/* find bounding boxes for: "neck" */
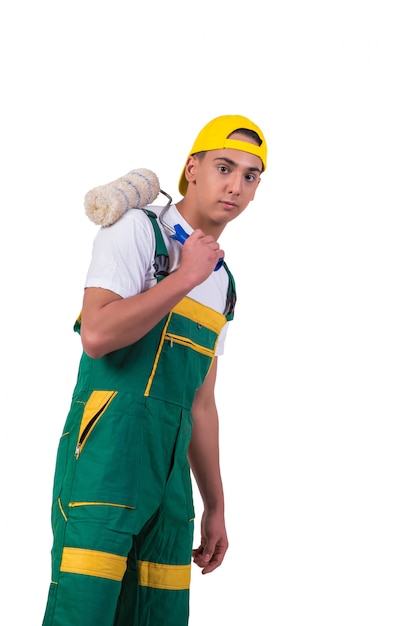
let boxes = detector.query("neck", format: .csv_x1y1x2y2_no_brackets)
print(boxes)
175,198,225,240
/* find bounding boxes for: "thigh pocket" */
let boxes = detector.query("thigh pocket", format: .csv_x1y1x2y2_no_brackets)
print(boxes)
69,390,141,508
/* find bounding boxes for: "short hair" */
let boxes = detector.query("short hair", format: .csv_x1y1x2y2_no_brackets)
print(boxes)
230,128,263,146
192,127,263,161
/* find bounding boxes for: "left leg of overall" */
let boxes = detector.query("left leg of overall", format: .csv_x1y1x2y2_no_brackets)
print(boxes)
113,539,141,626
136,484,195,626
114,407,196,626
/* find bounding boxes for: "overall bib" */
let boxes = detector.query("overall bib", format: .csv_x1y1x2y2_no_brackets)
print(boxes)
43,210,236,626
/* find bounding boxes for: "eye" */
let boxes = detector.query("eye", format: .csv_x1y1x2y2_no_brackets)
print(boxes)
245,173,257,182
218,165,229,173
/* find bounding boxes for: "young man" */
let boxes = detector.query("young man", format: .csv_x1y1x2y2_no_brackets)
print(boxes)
42,114,267,626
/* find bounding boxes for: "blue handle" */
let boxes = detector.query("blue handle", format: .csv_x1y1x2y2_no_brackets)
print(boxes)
170,223,189,244
170,224,223,271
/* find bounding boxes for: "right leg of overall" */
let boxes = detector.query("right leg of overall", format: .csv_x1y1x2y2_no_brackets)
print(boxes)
42,485,141,626
42,391,186,626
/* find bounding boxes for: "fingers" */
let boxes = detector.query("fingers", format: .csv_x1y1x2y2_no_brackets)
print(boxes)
180,229,225,282
192,539,228,574
188,229,224,257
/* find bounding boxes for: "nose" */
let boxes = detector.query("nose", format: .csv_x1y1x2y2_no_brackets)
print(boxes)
226,172,242,195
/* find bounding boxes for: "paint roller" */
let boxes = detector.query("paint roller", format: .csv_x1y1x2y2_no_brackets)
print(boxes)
84,168,161,227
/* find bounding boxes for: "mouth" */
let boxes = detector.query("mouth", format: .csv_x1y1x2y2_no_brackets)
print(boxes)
220,200,238,210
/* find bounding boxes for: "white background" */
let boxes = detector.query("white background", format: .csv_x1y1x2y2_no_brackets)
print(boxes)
1,1,417,624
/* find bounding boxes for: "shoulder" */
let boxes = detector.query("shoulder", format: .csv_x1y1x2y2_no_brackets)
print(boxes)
110,206,156,231
86,207,161,297
93,207,156,248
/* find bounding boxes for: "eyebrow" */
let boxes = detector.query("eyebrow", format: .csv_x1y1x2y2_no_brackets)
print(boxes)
213,156,262,174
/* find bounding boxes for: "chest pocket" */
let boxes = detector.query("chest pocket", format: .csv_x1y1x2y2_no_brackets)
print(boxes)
144,298,226,409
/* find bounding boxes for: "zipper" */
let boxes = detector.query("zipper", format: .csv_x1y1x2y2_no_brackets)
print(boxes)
164,333,215,358
68,501,135,510
75,390,117,459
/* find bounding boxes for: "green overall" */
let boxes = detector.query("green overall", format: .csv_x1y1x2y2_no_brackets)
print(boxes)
43,210,236,626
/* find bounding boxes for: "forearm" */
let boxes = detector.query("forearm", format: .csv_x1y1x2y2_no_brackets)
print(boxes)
189,359,229,573
188,413,224,512
81,270,194,358
188,363,225,513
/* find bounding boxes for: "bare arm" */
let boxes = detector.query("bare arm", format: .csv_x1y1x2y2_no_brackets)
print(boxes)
81,229,224,358
188,358,229,574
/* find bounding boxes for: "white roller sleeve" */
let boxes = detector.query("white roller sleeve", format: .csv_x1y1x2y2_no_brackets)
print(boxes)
84,168,161,226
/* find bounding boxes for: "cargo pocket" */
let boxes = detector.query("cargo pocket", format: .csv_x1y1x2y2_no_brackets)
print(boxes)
69,390,143,509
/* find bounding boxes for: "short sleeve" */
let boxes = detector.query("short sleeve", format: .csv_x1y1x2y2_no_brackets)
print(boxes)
84,209,156,298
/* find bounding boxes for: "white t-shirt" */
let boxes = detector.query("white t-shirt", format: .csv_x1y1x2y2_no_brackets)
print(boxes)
84,204,231,355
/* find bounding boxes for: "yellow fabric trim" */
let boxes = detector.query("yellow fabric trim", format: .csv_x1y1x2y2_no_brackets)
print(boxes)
138,560,191,590
172,297,226,334
58,498,68,522
78,390,117,436
144,314,171,396
60,547,126,582
76,390,117,456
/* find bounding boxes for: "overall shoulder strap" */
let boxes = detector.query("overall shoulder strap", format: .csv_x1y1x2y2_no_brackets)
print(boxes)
74,210,171,335
222,262,237,321
140,209,237,320
140,209,170,282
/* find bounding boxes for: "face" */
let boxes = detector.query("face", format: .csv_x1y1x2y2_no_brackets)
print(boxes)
183,132,263,233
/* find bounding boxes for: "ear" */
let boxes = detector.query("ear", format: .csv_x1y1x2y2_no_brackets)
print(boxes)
184,155,199,184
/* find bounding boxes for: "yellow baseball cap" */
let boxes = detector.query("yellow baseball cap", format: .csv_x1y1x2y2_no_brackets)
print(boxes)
178,114,267,196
